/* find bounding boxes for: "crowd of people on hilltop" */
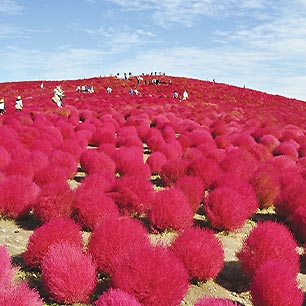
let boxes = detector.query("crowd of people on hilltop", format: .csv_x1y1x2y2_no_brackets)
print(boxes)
76,84,94,93
0,74,190,115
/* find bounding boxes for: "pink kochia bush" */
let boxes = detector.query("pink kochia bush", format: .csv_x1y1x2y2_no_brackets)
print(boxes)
171,227,224,280
174,175,204,212
187,157,222,190
24,216,83,268
88,217,151,275
33,182,75,222
41,242,97,304
94,288,142,306
0,245,14,289
160,158,189,186
194,297,238,306
237,221,299,277
250,261,303,306
110,175,155,215
111,246,189,306
0,282,43,306
146,151,167,174
75,186,119,230
0,175,40,219
149,187,194,231
250,163,280,208
204,186,256,231
80,149,116,175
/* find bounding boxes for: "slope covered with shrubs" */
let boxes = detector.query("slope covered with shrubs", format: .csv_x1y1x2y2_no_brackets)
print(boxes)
0,74,306,305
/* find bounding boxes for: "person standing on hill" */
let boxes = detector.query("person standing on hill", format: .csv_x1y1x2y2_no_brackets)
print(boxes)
52,86,64,107
15,96,23,111
182,90,189,100
0,98,5,115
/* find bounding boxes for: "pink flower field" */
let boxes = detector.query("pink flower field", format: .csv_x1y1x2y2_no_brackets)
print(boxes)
1,74,306,305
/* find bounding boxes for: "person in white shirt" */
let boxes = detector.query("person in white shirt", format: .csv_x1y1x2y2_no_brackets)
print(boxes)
182,90,189,100
0,98,5,115
15,96,23,111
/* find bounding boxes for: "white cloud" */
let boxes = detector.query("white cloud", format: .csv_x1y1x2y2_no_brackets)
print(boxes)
0,0,23,14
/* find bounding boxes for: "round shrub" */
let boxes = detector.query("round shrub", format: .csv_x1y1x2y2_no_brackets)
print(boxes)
48,150,78,179
250,261,303,306
4,159,34,179
275,175,306,221
94,288,142,306
33,182,75,223
194,297,239,306
237,221,299,277
273,141,299,161
290,205,306,242
220,148,258,181
250,164,280,208
204,186,256,231
0,146,11,170
41,242,97,304
0,282,43,306
80,149,116,175
111,246,189,306
28,150,49,176
33,164,67,186
88,217,150,275
160,158,189,186
174,175,204,212
75,187,119,230
23,216,83,268
92,128,116,146
0,175,40,219
171,227,224,280
146,151,167,174
187,157,222,190
149,187,194,231
113,146,151,179
111,175,154,215
78,171,116,193
259,134,280,152
0,245,14,289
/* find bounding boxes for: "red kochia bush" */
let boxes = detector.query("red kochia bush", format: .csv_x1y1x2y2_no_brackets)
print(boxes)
49,150,78,179
160,158,189,186
250,261,303,306
111,246,189,306
78,171,116,193
250,164,280,208
41,242,97,304
0,245,14,289
113,146,151,179
0,146,11,170
33,164,67,186
187,157,222,190
149,187,194,231
237,221,299,277
290,205,306,242
171,227,224,280
111,175,154,215
220,148,258,181
174,175,204,212
0,282,43,306
24,216,83,268
80,149,116,175
146,151,167,174
273,141,299,161
88,217,150,275
75,187,119,230
194,297,238,306
0,175,40,219
94,289,142,306
33,182,75,223
4,158,34,179
204,187,256,231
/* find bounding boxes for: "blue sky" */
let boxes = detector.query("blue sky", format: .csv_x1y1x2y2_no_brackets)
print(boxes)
1,0,306,101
